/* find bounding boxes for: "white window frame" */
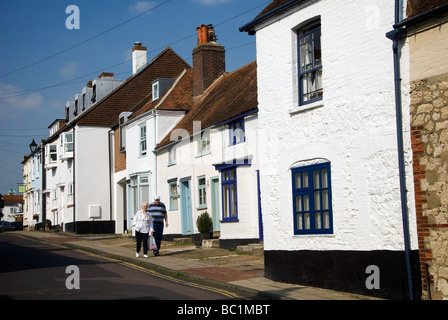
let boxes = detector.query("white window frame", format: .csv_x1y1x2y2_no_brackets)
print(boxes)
48,144,57,163
197,175,207,209
139,124,147,157
152,81,159,101
168,147,177,166
197,130,210,157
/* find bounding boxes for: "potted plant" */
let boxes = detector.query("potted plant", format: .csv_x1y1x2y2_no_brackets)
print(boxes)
196,212,213,243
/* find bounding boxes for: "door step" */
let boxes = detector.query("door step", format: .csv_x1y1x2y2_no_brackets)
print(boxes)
236,243,264,256
202,239,220,248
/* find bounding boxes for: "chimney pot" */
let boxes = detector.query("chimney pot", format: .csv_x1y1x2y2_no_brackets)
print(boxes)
98,72,114,79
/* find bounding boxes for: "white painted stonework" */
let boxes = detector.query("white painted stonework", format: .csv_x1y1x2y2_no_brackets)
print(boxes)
254,0,418,252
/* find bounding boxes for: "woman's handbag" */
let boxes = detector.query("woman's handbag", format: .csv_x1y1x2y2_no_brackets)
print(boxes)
149,235,157,251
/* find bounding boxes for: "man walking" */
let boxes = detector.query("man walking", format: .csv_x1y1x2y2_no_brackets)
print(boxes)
148,195,168,256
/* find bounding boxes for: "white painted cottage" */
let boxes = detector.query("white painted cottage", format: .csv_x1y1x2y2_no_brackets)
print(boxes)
153,25,260,248
241,0,421,299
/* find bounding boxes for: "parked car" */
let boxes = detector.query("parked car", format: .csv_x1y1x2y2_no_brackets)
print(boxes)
11,221,23,231
0,221,12,231
0,224,3,232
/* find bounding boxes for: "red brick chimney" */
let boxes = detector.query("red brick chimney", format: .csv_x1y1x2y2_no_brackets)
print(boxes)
193,24,225,97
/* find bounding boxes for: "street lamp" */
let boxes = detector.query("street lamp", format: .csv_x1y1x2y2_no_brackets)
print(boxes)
29,139,37,153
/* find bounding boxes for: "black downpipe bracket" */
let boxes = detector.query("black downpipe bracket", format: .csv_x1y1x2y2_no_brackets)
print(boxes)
386,1,415,300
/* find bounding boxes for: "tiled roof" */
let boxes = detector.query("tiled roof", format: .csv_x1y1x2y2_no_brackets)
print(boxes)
76,47,191,127
407,0,448,17
156,60,258,149
256,0,294,18
4,195,23,205
131,68,194,119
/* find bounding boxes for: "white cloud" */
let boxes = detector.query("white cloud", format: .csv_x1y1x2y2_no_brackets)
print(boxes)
128,1,156,15
0,83,44,118
193,0,232,5
60,61,78,78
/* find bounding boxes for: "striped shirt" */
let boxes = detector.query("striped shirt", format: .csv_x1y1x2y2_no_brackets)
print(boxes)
148,202,167,223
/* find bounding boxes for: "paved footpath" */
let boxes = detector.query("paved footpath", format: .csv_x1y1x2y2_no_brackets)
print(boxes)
15,230,381,300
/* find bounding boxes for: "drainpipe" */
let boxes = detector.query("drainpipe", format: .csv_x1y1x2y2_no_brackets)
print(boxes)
153,110,158,196
108,129,113,232
386,0,414,300
73,126,76,234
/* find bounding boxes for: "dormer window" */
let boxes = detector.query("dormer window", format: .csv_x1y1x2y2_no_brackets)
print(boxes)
152,81,159,101
74,100,78,116
91,84,97,103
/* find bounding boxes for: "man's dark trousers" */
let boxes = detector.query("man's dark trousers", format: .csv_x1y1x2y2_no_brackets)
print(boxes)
152,221,163,255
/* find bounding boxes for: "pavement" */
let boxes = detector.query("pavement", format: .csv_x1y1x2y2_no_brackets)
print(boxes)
15,230,381,300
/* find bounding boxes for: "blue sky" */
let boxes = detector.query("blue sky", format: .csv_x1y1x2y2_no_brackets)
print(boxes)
0,0,269,194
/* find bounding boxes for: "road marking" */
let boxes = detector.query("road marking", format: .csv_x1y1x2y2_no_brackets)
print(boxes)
9,233,244,299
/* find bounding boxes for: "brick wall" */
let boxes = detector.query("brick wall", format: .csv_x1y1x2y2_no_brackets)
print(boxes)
114,127,126,173
410,73,448,299
193,43,225,97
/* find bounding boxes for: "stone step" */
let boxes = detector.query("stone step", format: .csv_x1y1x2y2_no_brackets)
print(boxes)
202,239,220,248
173,237,193,245
236,243,264,256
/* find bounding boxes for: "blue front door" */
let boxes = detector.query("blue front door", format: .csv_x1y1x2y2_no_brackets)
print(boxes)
180,179,193,235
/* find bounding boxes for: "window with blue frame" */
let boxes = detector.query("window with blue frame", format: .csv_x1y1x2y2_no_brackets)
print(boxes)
229,119,245,145
221,168,238,222
298,20,323,105
292,162,333,235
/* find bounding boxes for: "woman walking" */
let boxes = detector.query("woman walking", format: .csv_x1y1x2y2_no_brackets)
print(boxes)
132,202,154,258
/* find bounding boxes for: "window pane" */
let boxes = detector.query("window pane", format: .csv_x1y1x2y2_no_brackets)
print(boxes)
172,196,178,209
323,211,330,229
295,173,301,189
304,212,310,229
223,185,229,218
313,170,320,188
314,191,320,210
315,212,322,229
321,168,328,188
322,190,329,210
303,194,309,211
296,214,303,230
230,184,237,217
140,185,149,204
295,195,302,212
140,176,148,184
302,172,309,188
313,28,322,64
229,169,236,180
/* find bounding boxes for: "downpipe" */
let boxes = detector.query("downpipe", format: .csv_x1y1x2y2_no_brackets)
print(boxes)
386,1,415,300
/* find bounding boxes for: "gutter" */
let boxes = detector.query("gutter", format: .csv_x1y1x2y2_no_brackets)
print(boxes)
385,0,414,300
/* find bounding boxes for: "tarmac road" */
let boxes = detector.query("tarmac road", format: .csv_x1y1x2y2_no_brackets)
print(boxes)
0,233,246,300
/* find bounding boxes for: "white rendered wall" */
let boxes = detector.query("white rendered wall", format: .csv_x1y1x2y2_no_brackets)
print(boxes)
75,126,111,222
156,114,260,240
254,0,417,252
